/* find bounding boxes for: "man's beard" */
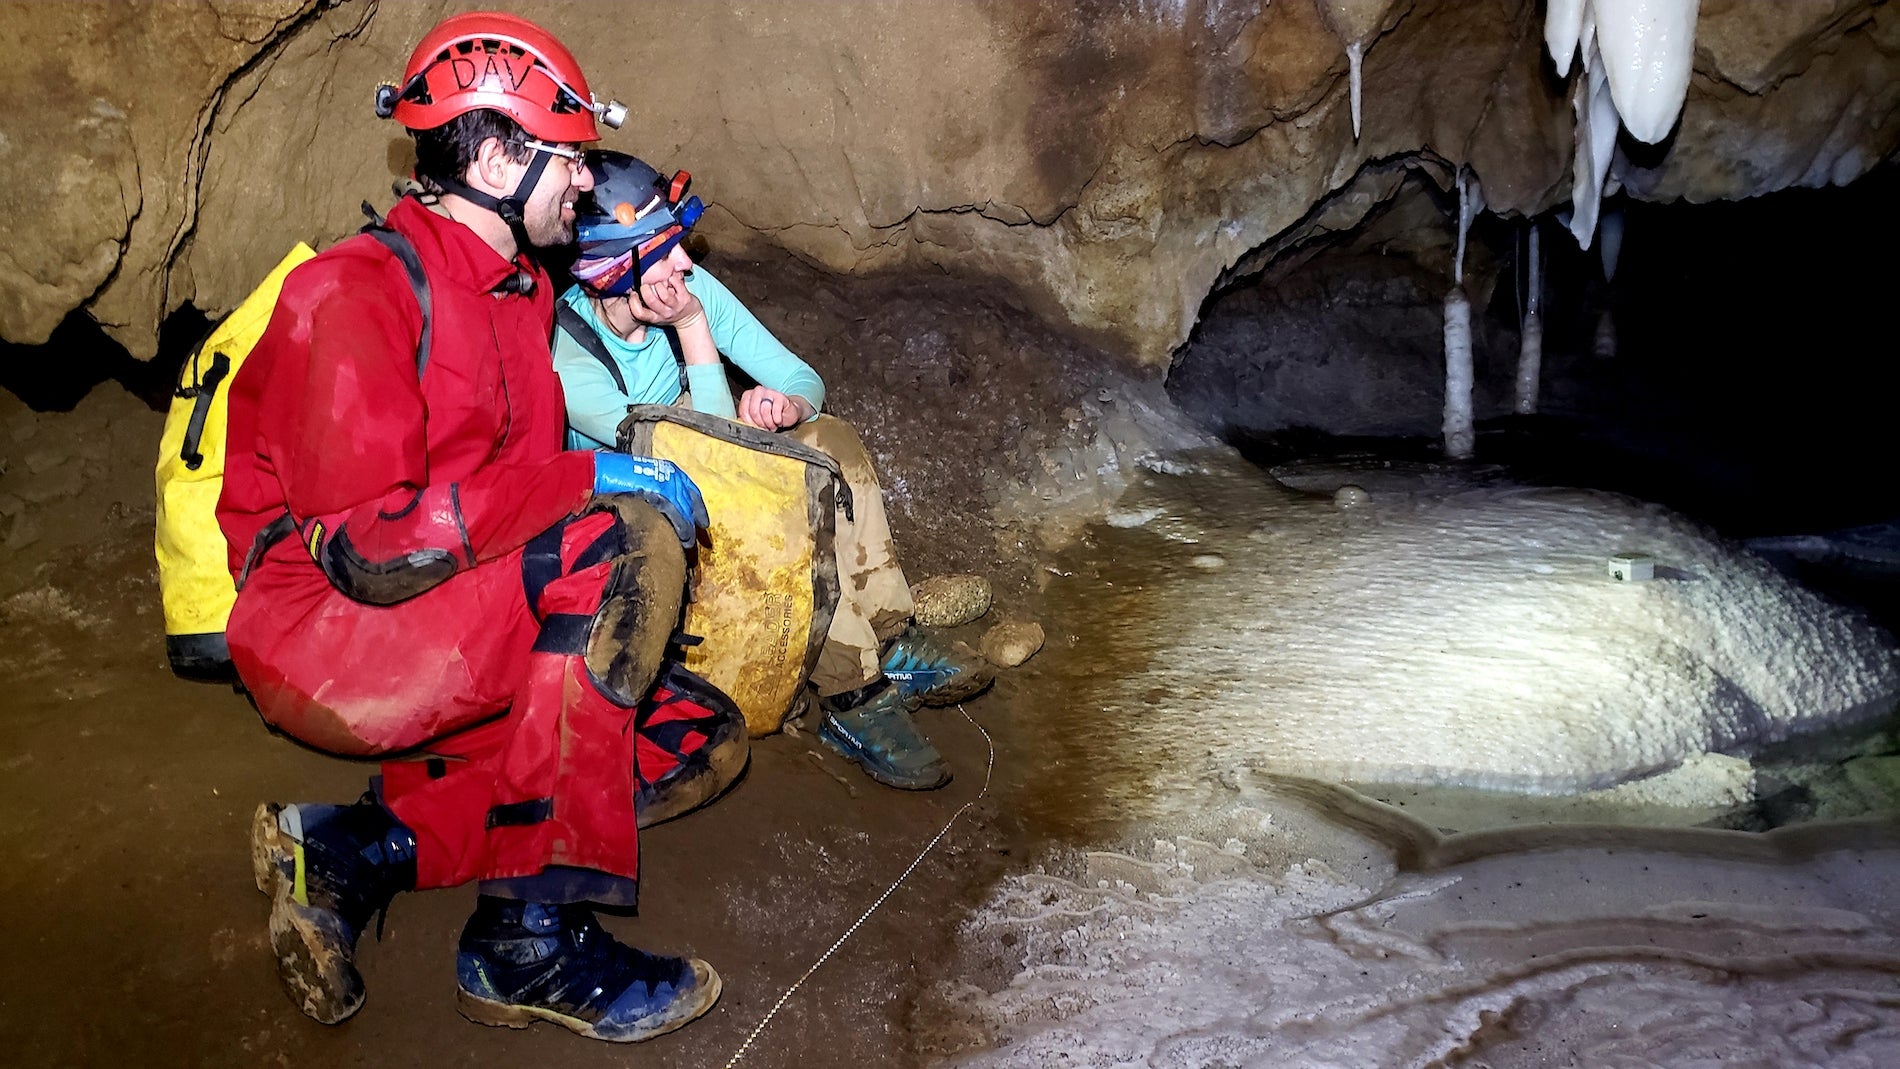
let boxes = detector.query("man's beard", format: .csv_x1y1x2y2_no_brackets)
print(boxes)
524,208,574,250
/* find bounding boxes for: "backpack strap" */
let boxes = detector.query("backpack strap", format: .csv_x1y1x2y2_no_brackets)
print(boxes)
555,302,628,395
177,351,231,471
659,326,690,396
359,202,433,380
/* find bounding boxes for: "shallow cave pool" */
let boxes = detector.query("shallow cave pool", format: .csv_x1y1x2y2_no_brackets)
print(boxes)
923,450,1900,1067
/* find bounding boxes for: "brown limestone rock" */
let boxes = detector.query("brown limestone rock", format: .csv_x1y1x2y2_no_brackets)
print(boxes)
911,574,992,628
0,0,319,353
980,619,1045,669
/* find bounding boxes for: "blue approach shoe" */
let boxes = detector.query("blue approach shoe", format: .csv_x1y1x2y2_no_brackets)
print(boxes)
817,678,952,790
881,626,994,705
250,796,417,1024
456,898,721,1043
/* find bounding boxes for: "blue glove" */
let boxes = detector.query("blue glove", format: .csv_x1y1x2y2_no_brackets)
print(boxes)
592,453,709,547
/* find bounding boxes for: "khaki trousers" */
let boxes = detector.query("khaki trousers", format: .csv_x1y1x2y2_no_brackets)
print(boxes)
787,416,914,696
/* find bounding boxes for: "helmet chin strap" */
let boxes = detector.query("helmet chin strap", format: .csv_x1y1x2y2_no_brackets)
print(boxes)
429,148,557,251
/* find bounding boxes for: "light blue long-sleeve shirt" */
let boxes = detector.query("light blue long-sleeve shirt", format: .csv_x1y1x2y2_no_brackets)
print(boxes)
553,268,825,451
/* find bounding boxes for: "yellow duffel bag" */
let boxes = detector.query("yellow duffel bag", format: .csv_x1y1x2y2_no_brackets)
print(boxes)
619,405,851,737
154,243,317,679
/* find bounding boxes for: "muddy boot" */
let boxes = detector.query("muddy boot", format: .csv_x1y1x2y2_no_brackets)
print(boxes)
880,626,994,706
250,795,417,1024
456,897,721,1043
817,678,951,790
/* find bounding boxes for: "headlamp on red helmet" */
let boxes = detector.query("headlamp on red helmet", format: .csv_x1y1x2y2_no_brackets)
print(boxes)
375,12,623,142
379,13,624,242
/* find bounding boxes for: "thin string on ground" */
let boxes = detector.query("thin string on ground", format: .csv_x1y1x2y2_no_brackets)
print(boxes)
720,703,996,1069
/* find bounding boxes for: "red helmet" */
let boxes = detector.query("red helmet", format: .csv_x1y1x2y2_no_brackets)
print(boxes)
377,11,608,143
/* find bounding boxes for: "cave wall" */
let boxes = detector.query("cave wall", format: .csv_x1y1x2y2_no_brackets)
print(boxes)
0,0,1894,364
0,1,321,356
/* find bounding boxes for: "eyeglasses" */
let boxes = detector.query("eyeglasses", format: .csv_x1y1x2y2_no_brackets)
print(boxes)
517,139,586,171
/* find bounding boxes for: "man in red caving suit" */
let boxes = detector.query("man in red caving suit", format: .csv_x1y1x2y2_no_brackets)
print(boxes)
218,11,729,1043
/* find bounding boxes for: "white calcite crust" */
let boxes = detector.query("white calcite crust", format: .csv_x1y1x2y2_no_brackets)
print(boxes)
1061,460,1900,796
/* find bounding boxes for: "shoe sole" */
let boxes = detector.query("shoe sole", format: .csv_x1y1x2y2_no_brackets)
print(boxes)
913,667,995,707
817,721,952,791
250,803,366,1025
456,959,723,1042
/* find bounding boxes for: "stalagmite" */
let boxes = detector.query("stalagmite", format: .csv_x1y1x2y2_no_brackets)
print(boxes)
1320,1,1396,141
1444,292,1475,457
1444,171,1483,459
1514,222,1544,415
1594,309,1618,359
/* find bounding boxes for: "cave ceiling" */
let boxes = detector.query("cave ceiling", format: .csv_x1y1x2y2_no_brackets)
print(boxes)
0,0,1893,365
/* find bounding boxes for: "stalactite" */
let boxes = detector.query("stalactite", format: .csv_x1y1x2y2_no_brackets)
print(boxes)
1545,0,1587,79
1453,170,1485,286
1320,1,1396,141
1567,52,1619,249
1579,3,1598,71
1515,222,1544,416
1599,205,1625,282
1546,0,1699,142
1595,206,1623,360
1347,40,1364,140
1547,0,1699,247
1594,0,1700,144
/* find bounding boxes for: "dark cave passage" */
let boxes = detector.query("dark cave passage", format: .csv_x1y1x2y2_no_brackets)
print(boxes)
0,306,214,415
1168,163,1900,545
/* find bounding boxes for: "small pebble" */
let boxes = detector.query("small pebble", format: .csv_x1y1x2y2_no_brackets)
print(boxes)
1333,484,1371,509
981,620,1045,667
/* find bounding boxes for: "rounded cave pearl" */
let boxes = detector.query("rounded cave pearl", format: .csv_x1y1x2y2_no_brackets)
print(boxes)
1334,485,1372,509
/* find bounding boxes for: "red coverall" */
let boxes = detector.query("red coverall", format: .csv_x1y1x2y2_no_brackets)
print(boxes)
219,197,675,895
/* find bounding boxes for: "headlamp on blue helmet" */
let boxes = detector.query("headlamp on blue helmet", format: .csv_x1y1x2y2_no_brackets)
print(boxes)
573,151,705,297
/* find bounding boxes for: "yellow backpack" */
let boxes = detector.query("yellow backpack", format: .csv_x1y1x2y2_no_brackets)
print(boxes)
618,405,850,736
155,244,314,679
155,219,431,680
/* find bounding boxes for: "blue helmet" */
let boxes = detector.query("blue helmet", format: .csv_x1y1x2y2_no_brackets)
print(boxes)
572,151,704,296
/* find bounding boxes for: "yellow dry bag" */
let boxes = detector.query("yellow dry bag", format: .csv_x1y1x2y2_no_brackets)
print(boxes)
619,405,851,737
155,243,316,679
